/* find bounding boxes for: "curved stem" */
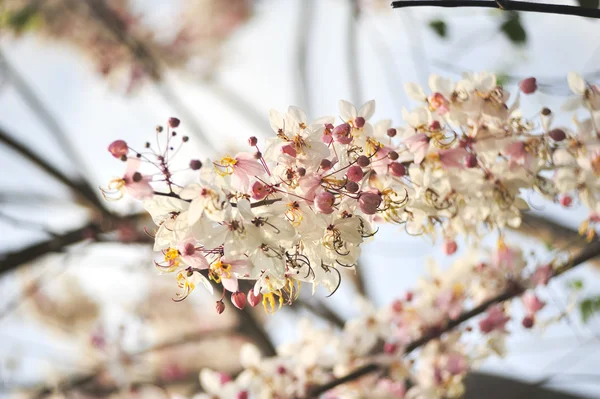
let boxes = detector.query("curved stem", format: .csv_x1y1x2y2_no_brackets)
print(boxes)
391,1,600,19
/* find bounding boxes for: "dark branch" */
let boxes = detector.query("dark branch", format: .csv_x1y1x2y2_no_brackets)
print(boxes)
391,1,600,19
306,240,600,397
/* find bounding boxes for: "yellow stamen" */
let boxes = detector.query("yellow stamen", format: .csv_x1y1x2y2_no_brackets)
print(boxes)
214,155,238,176
285,202,303,227
209,260,232,284
164,248,180,267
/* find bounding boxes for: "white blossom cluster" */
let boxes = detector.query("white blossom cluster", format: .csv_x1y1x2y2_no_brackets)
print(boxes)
104,71,600,316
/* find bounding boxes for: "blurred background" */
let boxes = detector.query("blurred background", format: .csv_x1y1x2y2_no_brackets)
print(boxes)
1,0,600,398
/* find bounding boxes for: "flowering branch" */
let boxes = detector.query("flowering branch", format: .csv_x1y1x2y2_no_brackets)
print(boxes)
391,0,600,19
305,240,600,397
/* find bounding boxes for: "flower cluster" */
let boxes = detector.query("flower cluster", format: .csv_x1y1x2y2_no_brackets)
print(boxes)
190,242,558,399
104,72,600,313
2,0,251,91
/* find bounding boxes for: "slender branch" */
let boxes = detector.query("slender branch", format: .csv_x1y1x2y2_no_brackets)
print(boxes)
296,299,345,329
391,1,600,19
296,0,314,115
0,125,107,214
152,190,282,208
348,0,362,106
306,240,600,397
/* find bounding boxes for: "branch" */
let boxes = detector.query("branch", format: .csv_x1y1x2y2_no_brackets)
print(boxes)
0,125,107,214
306,240,600,397
391,1,600,19
347,0,362,106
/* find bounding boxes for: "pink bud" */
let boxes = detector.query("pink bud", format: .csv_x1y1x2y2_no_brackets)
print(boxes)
215,300,225,314
108,140,128,159
320,159,332,170
405,291,413,302
236,391,249,399
383,342,397,354
231,291,247,310
345,181,359,193
443,240,458,255
281,144,297,158
465,154,478,168
354,117,366,128
314,191,335,214
392,300,403,312
560,195,572,207
277,365,287,375
388,151,399,161
387,128,397,137
519,77,537,94
358,192,382,215
168,117,181,128
389,162,406,177
347,165,364,182
430,121,441,131
251,181,268,200
219,372,232,385
522,315,535,329
549,128,566,142
248,290,262,307
248,136,258,146
356,155,370,167
189,159,202,170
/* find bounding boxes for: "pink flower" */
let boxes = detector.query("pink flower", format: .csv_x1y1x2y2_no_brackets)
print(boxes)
231,152,265,192
123,158,153,200
428,92,450,114
438,148,467,169
108,140,128,158
479,305,510,334
217,257,249,293
404,133,430,164
281,144,297,158
445,353,469,375
298,173,323,201
358,192,382,215
251,181,268,200
332,123,352,144
521,291,545,316
314,191,335,214
177,238,209,270
504,141,534,169
442,239,458,255
532,264,552,286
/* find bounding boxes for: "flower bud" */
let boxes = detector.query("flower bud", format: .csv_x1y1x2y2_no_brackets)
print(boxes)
236,391,249,399
215,300,225,314
392,300,403,313
384,342,398,354
297,167,306,177
314,191,335,214
108,140,128,159
168,117,180,128
320,159,332,170
277,365,287,375
346,165,364,182
345,181,359,193
388,151,399,161
430,121,441,131
549,128,566,142
132,172,143,182
522,315,535,329
248,136,258,146
356,155,370,167
465,154,478,168
389,162,406,177
156,125,163,133
254,151,262,159
387,128,397,137
358,192,382,215
405,291,413,302
443,239,457,255
560,195,572,207
231,291,247,310
354,117,366,128
325,123,334,131
519,77,537,94
182,136,189,142
189,159,202,170
281,144,297,158
541,107,552,116
248,290,262,307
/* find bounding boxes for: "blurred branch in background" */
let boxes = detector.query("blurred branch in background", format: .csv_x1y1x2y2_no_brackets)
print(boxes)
391,0,600,19
348,0,362,106
296,0,314,115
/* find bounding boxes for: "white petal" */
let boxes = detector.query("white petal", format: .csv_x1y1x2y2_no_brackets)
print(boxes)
404,82,427,102
339,100,357,121
240,343,262,368
358,100,376,120
179,183,202,200
269,109,284,132
568,72,586,95
197,274,214,295
199,369,221,394
288,106,307,123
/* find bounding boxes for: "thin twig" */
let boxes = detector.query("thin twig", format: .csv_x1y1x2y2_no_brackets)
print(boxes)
391,1,600,19
348,0,362,106
306,240,600,397
296,0,314,115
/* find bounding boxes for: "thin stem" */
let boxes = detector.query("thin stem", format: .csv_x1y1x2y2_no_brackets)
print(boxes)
306,240,600,397
391,1,600,19
348,0,362,106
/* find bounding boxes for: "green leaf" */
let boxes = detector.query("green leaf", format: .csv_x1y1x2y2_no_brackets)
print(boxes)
569,279,585,291
578,0,600,9
500,13,527,45
579,296,600,323
429,20,448,39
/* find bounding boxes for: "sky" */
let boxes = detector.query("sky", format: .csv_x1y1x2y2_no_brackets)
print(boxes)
1,0,600,397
